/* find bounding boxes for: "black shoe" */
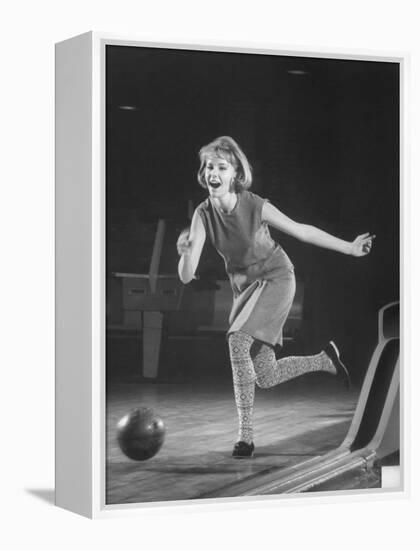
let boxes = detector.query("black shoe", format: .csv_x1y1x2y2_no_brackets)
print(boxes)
232,441,255,459
324,341,351,390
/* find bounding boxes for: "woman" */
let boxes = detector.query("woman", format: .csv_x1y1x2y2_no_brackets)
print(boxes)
177,136,374,458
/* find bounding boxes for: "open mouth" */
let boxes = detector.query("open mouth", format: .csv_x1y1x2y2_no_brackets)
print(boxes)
209,181,221,189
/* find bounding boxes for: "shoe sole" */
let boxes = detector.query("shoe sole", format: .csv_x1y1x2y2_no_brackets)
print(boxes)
232,451,255,459
232,454,254,459
328,341,351,390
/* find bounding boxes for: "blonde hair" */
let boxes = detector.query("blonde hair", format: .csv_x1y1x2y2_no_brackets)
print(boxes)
197,136,253,192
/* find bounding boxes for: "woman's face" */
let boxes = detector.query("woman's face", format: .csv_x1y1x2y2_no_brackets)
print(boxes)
204,155,237,198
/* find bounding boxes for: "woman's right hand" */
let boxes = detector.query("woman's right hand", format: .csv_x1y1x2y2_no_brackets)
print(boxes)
177,211,206,284
176,228,192,256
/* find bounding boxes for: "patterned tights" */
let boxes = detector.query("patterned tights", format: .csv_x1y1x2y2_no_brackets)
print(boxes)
228,331,337,444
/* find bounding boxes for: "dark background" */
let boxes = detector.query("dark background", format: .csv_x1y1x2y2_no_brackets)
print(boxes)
106,45,399,385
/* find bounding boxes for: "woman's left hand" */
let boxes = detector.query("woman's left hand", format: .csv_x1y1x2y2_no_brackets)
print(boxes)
350,233,376,257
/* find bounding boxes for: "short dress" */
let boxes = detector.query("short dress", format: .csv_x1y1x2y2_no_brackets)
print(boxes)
196,190,296,346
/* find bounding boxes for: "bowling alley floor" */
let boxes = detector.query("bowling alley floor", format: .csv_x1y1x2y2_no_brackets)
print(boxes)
106,374,360,505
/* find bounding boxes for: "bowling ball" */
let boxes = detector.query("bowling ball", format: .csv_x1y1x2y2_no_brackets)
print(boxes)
116,407,165,461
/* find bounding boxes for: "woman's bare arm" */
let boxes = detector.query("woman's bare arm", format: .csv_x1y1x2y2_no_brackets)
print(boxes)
262,201,374,257
177,209,206,283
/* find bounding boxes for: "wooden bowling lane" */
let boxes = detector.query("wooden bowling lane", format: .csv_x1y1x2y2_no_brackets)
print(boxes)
106,377,358,505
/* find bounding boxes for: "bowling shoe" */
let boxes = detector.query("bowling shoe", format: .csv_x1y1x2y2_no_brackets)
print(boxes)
324,341,351,389
232,441,255,458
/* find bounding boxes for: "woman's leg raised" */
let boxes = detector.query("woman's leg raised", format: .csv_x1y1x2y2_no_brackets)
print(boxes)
251,341,337,389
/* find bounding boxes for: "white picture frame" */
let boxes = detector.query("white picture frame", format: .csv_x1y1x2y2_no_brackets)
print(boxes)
55,32,406,518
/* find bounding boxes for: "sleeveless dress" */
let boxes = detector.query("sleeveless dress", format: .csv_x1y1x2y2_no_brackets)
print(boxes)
196,190,296,346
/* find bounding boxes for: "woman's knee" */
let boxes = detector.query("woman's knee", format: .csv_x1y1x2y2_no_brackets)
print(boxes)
229,331,256,384
252,343,276,389
228,331,253,355
255,375,272,389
